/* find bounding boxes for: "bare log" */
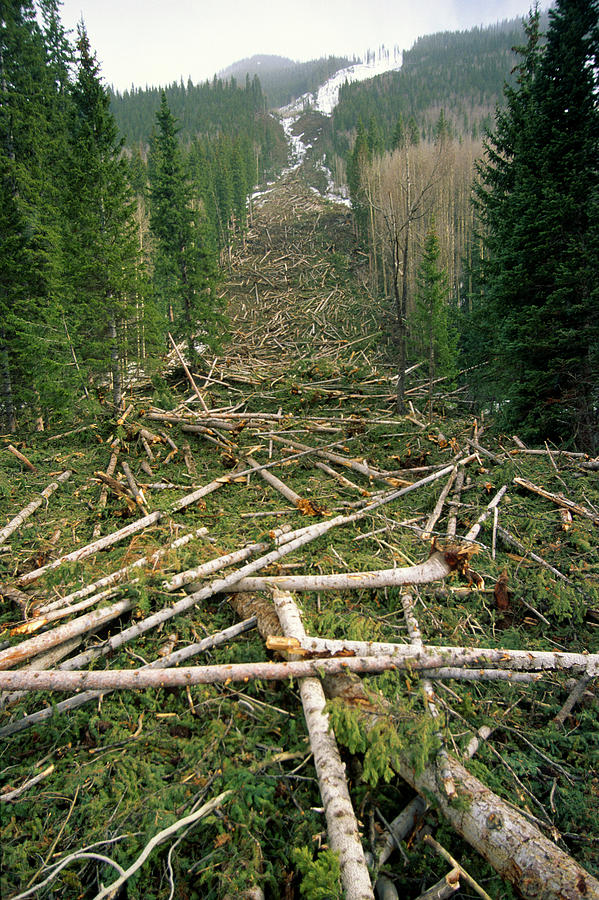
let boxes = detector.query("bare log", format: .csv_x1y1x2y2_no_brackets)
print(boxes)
7,444,37,472
1,642,597,693
0,619,257,735
513,476,599,525
0,598,134,670
36,527,209,615
314,459,369,494
18,476,225,586
277,636,599,677
0,470,72,546
92,444,120,538
413,870,460,900
121,461,148,514
273,590,374,899
225,550,461,592
401,593,456,800
420,468,456,540
553,674,594,728
0,764,55,802
168,332,209,412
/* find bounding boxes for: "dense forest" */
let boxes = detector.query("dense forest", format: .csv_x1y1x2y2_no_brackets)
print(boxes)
0,0,287,434
340,2,597,449
330,18,533,152
110,55,354,143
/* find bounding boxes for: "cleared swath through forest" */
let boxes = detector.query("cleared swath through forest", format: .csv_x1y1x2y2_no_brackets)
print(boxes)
0,166,598,900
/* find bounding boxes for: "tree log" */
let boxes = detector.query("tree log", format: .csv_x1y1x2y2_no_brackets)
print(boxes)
18,477,225,586
0,470,72,546
273,590,374,899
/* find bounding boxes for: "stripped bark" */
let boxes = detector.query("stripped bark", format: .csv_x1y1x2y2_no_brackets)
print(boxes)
0,470,72,546
0,618,257,736
513,476,599,525
18,477,225,586
273,590,374,899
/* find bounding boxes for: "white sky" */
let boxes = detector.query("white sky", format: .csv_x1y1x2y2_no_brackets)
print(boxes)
58,0,543,92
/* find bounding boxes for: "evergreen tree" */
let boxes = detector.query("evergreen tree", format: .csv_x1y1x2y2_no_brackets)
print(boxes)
473,1,599,448
149,92,221,360
0,0,70,429
61,24,148,409
412,223,457,418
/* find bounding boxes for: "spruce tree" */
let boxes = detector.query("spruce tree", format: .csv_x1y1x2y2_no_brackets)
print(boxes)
0,0,71,429
412,224,457,418
473,1,598,449
61,24,147,410
149,92,221,361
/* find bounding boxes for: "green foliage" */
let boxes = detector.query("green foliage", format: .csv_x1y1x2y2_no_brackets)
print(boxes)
332,19,530,152
471,0,599,450
292,846,342,899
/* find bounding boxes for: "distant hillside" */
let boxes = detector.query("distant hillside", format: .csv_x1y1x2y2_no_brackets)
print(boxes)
219,54,355,109
331,17,543,151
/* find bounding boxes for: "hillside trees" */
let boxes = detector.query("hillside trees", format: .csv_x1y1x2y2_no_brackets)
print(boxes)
472,0,599,449
148,93,220,361
348,128,477,411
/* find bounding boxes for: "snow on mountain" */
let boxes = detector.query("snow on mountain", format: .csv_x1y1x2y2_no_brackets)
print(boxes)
278,49,402,118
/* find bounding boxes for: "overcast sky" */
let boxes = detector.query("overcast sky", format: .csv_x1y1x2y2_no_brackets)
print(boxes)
58,0,544,92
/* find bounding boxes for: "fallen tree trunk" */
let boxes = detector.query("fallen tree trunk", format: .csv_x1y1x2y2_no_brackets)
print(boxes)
18,477,226,586
223,550,459,592
268,636,599,676
513,476,599,526
0,598,134,670
0,618,257,734
36,526,209,615
1,644,597,692
0,470,72,546
397,747,599,900
273,590,374,899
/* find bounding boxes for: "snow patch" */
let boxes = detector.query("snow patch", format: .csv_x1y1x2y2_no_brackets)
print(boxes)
279,49,402,118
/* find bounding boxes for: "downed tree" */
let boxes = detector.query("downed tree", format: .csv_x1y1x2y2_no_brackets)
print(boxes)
273,589,374,899
0,470,72,546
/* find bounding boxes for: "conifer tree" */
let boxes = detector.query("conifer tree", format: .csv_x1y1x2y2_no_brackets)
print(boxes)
149,92,220,361
473,1,598,448
0,0,70,429
61,24,146,409
412,223,457,418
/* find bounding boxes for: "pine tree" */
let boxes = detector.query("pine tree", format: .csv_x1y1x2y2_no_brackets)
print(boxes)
473,1,599,448
412,223,457,418
149,92,221,361
61,24,147,410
